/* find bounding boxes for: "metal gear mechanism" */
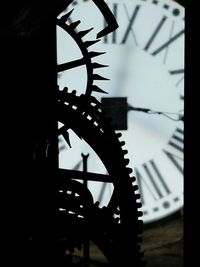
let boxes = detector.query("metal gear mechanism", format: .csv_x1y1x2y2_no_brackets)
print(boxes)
56,89,146,266
57,6,111,96
54,1,146,265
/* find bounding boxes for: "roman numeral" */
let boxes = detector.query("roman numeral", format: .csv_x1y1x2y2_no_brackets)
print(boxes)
180,94,184,101
169,69,184,75
163,127,184,174
135,159,171,205
169,68,184,87
144,15,167,51
103,4,141,45
151,28,184,56
168,127,184,152
121,4,140,44
144,17,184,65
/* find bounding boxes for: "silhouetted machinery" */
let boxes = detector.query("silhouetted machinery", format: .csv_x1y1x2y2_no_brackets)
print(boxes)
0,1,145,266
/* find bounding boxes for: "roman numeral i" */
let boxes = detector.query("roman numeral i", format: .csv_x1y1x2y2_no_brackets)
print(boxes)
135,159,171,205
163,127,184,174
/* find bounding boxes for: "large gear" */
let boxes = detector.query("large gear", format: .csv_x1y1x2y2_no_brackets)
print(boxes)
56,89,146,266
54,1,146,265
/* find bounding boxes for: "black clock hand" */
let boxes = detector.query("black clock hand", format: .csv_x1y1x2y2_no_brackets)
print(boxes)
128,104,184,121
92,0,119,38
128,105,150,113
101,97,183,131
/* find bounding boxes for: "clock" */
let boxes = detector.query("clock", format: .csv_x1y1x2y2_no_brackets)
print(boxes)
57,0,184,224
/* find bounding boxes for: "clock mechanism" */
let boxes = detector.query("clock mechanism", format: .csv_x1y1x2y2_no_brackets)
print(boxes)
58,0,184,224
0,0,184,266
53,0,146,266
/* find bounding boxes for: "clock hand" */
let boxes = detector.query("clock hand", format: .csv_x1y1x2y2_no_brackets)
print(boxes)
128,105,150,113
92,0,119,38
128,104,184,121
101,97,183,132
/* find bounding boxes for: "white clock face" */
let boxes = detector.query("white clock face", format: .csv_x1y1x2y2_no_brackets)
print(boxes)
57,0,184,223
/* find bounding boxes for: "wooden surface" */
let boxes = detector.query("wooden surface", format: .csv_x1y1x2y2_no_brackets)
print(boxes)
69,211,183,266
142,211,183,267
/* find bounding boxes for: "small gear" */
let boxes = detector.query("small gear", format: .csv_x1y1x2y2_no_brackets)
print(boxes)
57,8,109,96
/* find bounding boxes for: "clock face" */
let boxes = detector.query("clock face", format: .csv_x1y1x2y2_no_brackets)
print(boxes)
57,0,184,224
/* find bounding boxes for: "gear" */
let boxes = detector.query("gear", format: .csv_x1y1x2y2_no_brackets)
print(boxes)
56,89,146,266
55,1,145,265
57,8,109,96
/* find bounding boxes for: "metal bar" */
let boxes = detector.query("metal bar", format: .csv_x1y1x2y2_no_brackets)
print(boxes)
58,168,113,183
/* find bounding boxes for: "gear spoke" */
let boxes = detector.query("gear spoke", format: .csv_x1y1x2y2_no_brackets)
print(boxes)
57,8,108,96
57,57,85,72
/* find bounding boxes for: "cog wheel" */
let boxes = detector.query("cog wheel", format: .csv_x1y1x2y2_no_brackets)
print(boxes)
56,89,146,266
57,8,109,96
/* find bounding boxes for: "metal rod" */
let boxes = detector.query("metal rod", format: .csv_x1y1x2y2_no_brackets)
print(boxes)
81,153,90,267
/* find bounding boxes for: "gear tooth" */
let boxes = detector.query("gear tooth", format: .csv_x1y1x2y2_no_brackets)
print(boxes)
62,130,72,148
63,87,69,93
94,201,100,207
93,74,110,81
137,211,143,217
59,9,74,23
84,39,100,48
92,62,109,69
91,85,108,94
120,140,126,147
71,90,77,95
137,202,142,209
116,132,122,138
78,27,93,38
89,51,106,58
135,193,141,199
132,184,139,191
122,149,128,155
124,158,130,165
127,167,133,174
70,20,81,29
80,93,85,98
130,176,136,182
